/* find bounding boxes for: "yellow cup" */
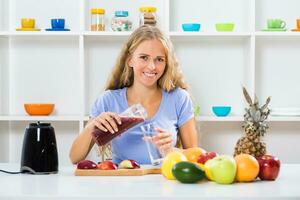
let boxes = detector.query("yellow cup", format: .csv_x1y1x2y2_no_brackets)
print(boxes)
21,18,35,29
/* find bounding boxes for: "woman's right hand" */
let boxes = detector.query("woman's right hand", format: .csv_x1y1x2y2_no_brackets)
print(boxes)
89,112,122,134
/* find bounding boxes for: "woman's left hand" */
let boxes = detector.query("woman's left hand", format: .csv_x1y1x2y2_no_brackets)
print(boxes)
152,128,173,156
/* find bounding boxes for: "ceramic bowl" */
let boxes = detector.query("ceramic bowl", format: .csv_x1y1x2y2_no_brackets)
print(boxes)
182,23,201,31
215,23,234,32
24,104,55,116
212,106,231,117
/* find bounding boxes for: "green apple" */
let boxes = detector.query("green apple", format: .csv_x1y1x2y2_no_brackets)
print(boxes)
205,155,237,184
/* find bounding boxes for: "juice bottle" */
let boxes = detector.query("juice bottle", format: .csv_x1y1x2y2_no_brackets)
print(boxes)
92,104,147,146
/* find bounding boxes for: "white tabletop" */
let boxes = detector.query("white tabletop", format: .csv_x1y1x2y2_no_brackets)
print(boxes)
0,163,299,200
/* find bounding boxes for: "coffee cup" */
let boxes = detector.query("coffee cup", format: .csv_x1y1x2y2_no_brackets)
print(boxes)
267,19,286,29
51,18,65,29
21,18,35,29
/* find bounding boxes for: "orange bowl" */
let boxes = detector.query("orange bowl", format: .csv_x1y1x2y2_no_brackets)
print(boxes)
24,104,55,116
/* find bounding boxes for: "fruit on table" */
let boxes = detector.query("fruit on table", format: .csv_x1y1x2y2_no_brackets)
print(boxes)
97,161,118,170
161,151,187,180
234,154,259,182
257,154,280,181
234,87,270,158
77,160,97,169
194,162,213,181
197,152,217,164
172,161,205,183
205,155,237,184
183,147,206,162
119,159,140,169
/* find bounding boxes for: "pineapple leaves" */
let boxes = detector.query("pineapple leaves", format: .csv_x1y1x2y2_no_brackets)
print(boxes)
243,87,253,106
254,95,259,109
242,87,271,136
261,96,271,111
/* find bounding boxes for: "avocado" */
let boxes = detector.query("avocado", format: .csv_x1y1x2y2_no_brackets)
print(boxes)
172,161,205,183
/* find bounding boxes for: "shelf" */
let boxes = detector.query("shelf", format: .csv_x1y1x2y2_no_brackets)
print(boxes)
196,116,300,122
0,31,131,37
9,31,81,37
83,31,132,36
81,115,300,122
0,115,84,121
0,31,9,37
169,31,251,38
197,116,243,122
268,116,300,122
2,31,300,38
255,31,300,37
3,115,300,122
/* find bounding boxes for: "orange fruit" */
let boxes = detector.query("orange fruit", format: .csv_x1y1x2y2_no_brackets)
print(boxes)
183,147,206,162
234,154,259,182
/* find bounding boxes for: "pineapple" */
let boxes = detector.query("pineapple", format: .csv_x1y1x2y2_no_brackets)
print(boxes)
234,87,271,158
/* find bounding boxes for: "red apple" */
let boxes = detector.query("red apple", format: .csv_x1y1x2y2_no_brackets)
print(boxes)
257,154,280,181
97,161,118,170
197,152,217,164
77,160,97,169
129,159,140,169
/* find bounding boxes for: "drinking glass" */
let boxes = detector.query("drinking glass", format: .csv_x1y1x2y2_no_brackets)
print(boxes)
141,122,163,166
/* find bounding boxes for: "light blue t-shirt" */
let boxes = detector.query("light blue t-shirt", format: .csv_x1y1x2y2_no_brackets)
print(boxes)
90,87,194,164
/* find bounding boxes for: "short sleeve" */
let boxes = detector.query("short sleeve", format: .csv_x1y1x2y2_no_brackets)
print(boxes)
90,92,109,118
176,88,194,127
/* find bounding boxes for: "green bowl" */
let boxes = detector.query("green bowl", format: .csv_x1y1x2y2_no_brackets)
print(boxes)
215,23,234,32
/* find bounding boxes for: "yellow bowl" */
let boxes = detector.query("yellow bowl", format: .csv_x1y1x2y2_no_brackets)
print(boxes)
24,104,55,116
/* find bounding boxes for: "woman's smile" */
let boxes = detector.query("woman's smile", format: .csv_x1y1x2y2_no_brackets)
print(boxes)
143,71,157,79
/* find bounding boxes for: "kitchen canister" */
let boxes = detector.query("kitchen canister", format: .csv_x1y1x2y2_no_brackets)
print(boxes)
139,6,157,26
111,10,132,31
91,8,105,31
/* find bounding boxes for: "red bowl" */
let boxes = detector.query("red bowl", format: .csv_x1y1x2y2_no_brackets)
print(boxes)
24,104,55,116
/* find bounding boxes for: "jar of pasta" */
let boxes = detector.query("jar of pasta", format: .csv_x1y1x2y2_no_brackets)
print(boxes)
91,8,105,31
139,6,157,26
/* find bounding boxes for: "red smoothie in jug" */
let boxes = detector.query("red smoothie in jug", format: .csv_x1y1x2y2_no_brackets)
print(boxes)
92,116,144,146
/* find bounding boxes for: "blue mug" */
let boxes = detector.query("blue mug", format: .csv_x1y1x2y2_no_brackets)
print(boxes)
51,18,65,29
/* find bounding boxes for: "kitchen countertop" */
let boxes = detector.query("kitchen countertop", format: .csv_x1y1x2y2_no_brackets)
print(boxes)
0,163,299,200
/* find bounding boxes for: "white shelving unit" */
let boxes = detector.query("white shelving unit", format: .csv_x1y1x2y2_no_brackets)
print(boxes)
1,0,300,165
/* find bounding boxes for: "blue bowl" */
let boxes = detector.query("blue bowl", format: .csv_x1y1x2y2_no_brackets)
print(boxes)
182,23,201,32
212,106,231,117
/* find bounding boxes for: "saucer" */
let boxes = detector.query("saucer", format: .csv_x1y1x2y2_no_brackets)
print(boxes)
16,28,41,31
45,28,70,31
291,28,300,32
262,28,287,32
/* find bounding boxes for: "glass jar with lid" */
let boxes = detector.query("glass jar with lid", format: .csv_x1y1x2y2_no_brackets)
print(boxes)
139,6,157,26
111,10,132,31
91,8,105,31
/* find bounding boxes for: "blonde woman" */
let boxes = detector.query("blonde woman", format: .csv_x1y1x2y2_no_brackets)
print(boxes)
70,25,198,164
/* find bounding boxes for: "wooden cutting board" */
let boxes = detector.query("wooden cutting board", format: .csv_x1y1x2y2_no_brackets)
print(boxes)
75,167,161,176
